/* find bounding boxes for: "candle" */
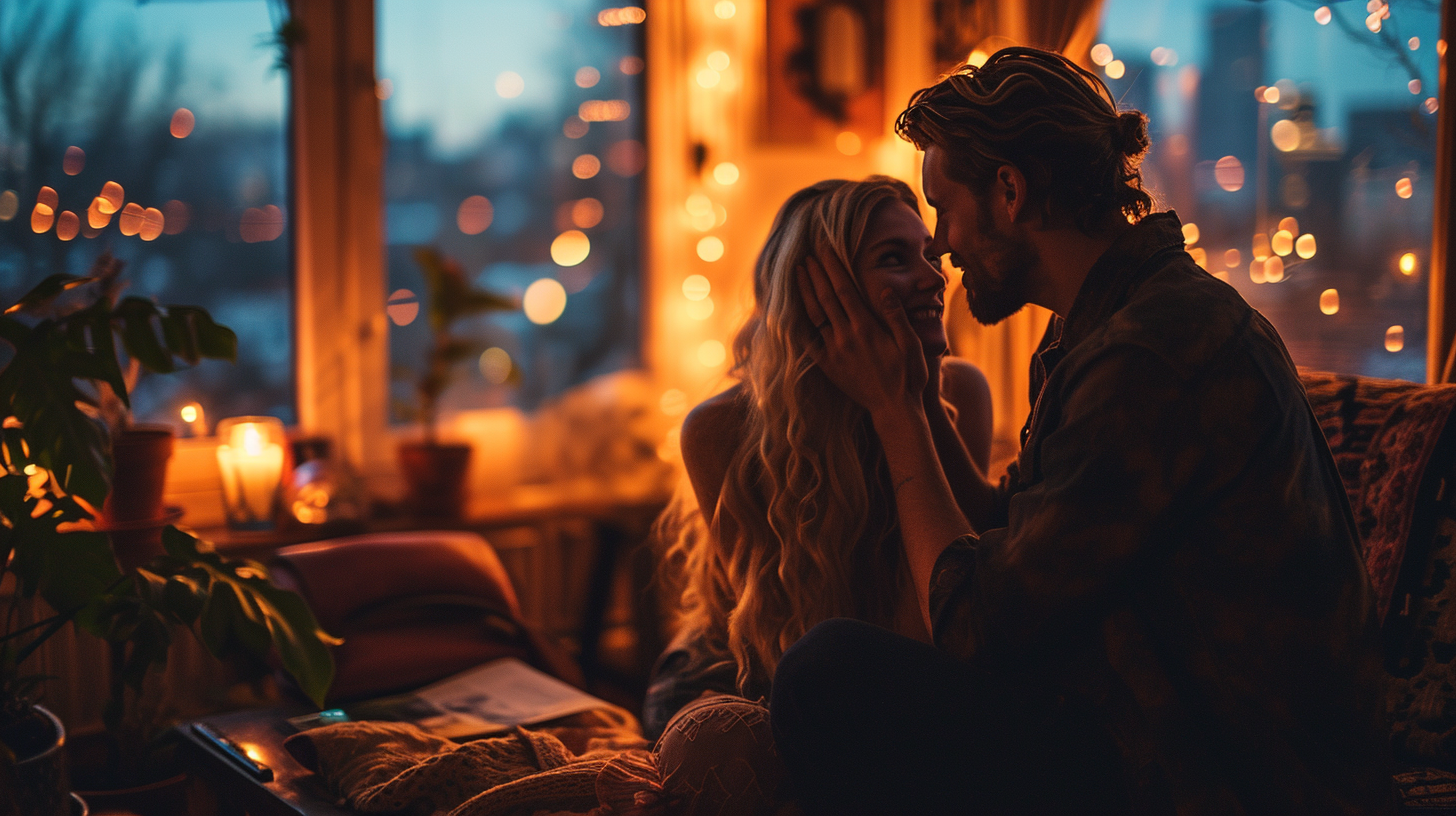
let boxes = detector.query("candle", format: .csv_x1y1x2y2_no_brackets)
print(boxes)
216,416,285,529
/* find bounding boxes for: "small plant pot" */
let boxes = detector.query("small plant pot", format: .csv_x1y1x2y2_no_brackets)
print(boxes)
0,704,71,816
98,425,177,571
397,441,472,520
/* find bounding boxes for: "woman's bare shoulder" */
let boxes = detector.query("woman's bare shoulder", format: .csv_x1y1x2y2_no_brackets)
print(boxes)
939,357,990,405
681,385,750,511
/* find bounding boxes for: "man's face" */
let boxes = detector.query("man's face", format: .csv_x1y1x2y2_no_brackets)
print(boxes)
921,146,1039,326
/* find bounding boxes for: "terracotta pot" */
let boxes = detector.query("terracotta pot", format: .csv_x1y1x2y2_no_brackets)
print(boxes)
0,704,71,816
397,441,472,519
98,425,176,571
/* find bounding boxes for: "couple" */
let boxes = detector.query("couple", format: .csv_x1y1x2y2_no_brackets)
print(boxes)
650,48,1392,815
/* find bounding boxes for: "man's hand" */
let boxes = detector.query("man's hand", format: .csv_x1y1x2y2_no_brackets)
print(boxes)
798,253,928,418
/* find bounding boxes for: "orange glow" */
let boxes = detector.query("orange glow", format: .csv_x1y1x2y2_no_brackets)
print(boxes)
1251,233,1270,261
572,198,604,228
31,203,54,233
386,289,419,326
619,56,644,75
682,274,711,301
63,146,84,176
606,140,645,176
597,6,646,26
696,69,721,88
180,404,199,424
1224,249,1241,267
563,116,589,139
1386,326,1404,352
0,190,16,222
523,279,568,324
575,67,601,88
139,207,164,241
1105,60,1125,79
1214,156,1245,192
1399,252,1418,275
1295,234,1317,259
696,236,724,262
1366,12,1382,33
836,131,862,155
697,339,726,367
170,108,196,138
1181,222,1199,245
1264,256,1284,282
1320,289,1339,315
572,154,601,179
1262,86,1280,104
660,389,688,416
1189,247,1207,269
479,348,512,384
1396,177,1413,198
1278,216,1299,235
1271,230,1294,256
55,211,79,241
162,200,189,234
551,230,591,266
1090,44,1113,66
457,195,494,235
713,162,740,185
1250,259,1266,284
239,205,285,243
118,202,144,236
686,297,715,320
1270,120,1300,152
707,51,731,71
714,1,736,19
37,186,58,210
86,197,110,229
99,181,123,213
579,100,630,121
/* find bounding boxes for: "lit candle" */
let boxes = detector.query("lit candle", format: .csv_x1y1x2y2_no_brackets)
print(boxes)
216,417,285,529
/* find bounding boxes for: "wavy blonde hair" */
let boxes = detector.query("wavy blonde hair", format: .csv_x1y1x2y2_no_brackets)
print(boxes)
666,176,924,692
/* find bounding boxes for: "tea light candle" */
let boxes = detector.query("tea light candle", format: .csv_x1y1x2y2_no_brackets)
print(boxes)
216,416,285,529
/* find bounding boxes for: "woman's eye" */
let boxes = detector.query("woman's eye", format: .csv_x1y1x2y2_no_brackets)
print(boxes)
880,252,904,265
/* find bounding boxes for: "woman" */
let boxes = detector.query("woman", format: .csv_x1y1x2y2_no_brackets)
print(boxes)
646,176,993,736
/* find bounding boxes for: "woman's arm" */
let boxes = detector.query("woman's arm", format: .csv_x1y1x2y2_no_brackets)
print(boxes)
679,385,746,536
925,358,999,532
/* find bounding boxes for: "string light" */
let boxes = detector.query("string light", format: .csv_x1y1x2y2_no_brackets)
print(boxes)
1320,289,1339,315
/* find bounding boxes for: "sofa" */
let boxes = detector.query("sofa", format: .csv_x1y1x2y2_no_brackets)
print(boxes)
1300,369,1456,812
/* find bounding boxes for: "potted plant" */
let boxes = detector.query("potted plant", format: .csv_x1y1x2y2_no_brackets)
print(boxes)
394,247,515,519
0,256,338,814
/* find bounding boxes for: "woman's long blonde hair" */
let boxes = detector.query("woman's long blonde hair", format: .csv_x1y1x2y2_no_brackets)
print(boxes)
667,176,924,691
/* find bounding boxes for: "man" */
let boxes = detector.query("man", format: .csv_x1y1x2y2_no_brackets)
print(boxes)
773,47,1392,814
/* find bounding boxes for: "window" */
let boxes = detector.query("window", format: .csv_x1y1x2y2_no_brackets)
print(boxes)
1098,0,1441,381
377,0,645,420
0,0,294,428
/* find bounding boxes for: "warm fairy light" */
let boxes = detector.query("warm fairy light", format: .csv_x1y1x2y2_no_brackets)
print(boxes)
606,140,645,176
687,297,715,320
180,404,199,423
1214,156,1245,192
1189,247,1207,269
1271,230,1294,256
1315,6,1332,25
1181,222,1199,245
1278,216,1299,235
682,274,712,301
1400,252,1418,275
714,1,736,19
575,67,601,88
660,389,687,416
597,6,646,26
1224,249,1241,267
564,116,589,139
1320,289,1339,315
1410,37,1421,50
1367,12,1382,33
1252,233,1271,261
968,49,990,67
0,190,16,221
707,51,731,71
1250,259,1266,283
1105,60,1126,80
1409,79,1423,95
1295,234,1317,259
30,203,53,233
1425,98,1440,114
572,198,604,228
1395,177,1413,198
479,347,512,384
1270,120,1300,152
138,207,164,241
697,339,726,367
686,194,716,231
1264,256,1285,282
697,236,725,262
836,131,862,155
99,181,123,213
37,186,58,210
579,100,631,121
713,162,739,185
457,195,493,235
87,197,109,229
240,205,285,242
551,230,591,266
619,56,644,75
55,211,79,241
1386,326,1405,352
63,146,85,175
696,68,722,88
1150,47,1177,66
170,108,195,138
1090,44,1113,66
495,71,525,98
523,279,568,324
386,289,419,326
572,154,601,179
1262,86,1280,104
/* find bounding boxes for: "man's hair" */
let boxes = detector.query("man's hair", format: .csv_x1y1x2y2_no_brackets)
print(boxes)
896,46,1154,232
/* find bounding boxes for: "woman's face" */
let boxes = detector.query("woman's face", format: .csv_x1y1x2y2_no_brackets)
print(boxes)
853,199,948,357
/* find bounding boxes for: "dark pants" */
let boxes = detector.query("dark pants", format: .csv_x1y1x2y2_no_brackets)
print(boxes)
770,618,1131,816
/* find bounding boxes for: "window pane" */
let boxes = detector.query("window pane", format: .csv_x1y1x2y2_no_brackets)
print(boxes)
0,0,294,429
1098,0,1440,380
379,0,644,421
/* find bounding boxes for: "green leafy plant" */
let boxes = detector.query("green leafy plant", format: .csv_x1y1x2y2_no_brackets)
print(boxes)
0,253,337,779
398,246,517,441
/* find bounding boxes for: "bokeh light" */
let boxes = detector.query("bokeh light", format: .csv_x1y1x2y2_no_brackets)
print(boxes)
479,347,513,384
87,197,109,229
660,389,687,416
551,230,591,266
1270,119,1300,152
687,297,715,320
170,108,195,138
1278,216,1299,235
496,71,525,98
0,190,16,221
30,203,53,233
836,131,862,155
1320,289,1339,315
682,274,712,301
573,154,601,179
1105,60,1125,79
386,289,419,326
1252,232,1271,261
696,68,721,88
524,278,568,324
1181,222,1199,245
563,116,589,139
55,211,79,241
1400,252,1418,275
1295,234,1317,259
138,207,165,241
1396,177,1413,198
1386,326,1405,352
457,195,494,234
579,100,631,121
37,186,58,210
1264,255,1285,282
575,67,600,88
572,198,604,228
1224,248,1241,267
697,339,726,367
697,236,725,262
607,140,646,176
713,162,740,185
1314,6,1331,25
240,205,285,242
713,0,735,18
1214,156,1245,191
118,202,144,236
1090,43,1113,66
63,146,85,176
619,56,644,75
99,181,123,213
1409,79,1423,95
1271,230,1294,256
707,51,730,71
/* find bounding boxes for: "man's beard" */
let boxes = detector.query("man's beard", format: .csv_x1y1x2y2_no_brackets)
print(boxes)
961,238,1037,326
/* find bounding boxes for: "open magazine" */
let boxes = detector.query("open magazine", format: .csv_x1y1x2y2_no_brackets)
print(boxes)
289,658,609,739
